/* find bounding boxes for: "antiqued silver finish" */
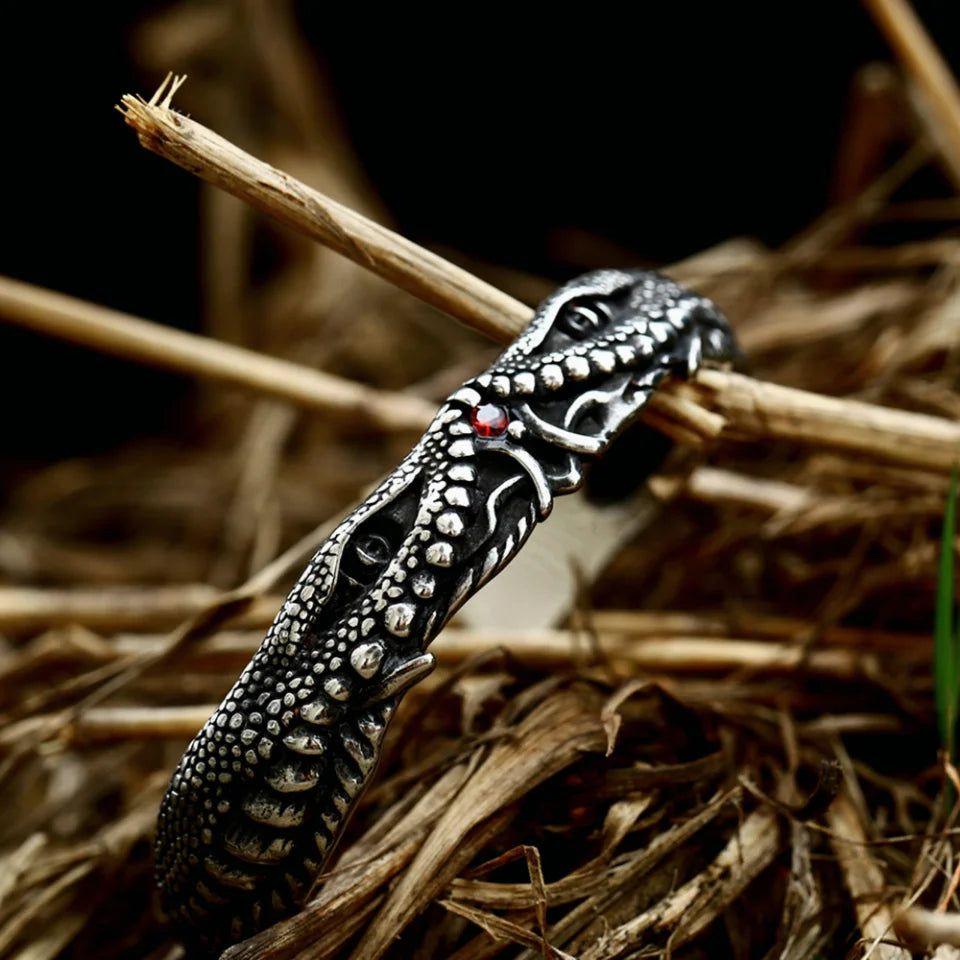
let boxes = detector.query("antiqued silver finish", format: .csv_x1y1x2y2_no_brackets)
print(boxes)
155,269,738,950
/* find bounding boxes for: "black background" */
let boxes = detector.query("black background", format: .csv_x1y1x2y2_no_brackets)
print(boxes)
2,2,958,457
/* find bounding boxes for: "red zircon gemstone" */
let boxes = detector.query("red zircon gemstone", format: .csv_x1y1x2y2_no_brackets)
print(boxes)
470,403,509,438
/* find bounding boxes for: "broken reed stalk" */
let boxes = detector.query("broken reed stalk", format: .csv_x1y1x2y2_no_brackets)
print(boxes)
828,792,912,959
119,78,529,344
0,275,434,433
863,0,960,189
8,36,959,960
340,687,609,960
579,807,781,960
115,81,960,471
220,687,608,960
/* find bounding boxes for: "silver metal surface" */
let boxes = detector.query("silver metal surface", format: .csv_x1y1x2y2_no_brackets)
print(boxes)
155,269,738,950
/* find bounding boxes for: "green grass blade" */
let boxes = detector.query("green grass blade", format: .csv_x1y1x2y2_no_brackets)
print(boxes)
935,466,959,757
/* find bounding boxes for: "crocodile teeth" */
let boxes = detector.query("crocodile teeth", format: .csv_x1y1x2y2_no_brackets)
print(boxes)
513,372,535,394
589,349,616,373
540,364,564,389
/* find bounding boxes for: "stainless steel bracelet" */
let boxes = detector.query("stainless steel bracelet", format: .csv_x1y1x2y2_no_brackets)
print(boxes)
155,269,739,951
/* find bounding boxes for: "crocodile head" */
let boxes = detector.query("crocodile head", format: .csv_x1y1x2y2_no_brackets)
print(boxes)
155,269,735,949
459,268,736,498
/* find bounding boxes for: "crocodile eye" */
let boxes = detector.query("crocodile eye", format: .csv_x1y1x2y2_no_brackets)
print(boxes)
557,301,610,340
355,533,391,566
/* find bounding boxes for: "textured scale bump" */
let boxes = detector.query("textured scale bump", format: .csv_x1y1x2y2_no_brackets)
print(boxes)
155,269,738,951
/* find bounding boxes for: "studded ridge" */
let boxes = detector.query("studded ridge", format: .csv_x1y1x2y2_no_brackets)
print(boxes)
154,269,737,951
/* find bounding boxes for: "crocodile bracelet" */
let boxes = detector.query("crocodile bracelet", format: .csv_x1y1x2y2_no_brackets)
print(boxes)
155,268,738,951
